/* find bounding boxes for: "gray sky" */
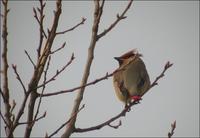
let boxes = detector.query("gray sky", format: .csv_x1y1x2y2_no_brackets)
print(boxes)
1,1,199,137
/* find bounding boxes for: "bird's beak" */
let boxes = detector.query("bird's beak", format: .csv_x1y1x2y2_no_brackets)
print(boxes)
114,57,123,65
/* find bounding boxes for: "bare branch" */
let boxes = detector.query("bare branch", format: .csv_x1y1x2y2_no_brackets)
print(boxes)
36,53,75,91
24,0,62,137
12,64,27,94
10,100,16,114
33,56,51,126
0,88,6,101
2,0,13,136
50,42,66,55
0,111,9,127
168,120,176,138
18,111,46,125
74,61,173,133
24,50,36,69
108,120,122,129
61,1,111,136
48,104,85,138
56,17,86,35
40,53,142,97
74,101,138,133
97,0,133,40
33,7,47,39
148,61,173,90
41,69,115,97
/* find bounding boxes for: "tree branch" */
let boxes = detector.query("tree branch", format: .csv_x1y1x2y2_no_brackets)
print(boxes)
74,101,138,133
56,17,86,35
18,111,46,125
40,53,141,97
36,53,75,91
168,120,176,138
24,0,62,137
40,68,120,97
97,0,133,41
24,50,36,69
12,64,27,94
32,56,51,129
60,1,104,137
0,111,9,128
73,61,173,133
148,61,173,90
47,104,85,138
1,0,13,136
50,42,66,55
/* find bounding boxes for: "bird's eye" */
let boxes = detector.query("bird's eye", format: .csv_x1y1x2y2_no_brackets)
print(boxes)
137,78,145,88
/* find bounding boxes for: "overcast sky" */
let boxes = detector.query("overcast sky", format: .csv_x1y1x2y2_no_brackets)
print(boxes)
1,1,199,137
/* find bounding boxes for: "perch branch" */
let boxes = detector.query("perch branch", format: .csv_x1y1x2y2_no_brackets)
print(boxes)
74,61,173,133
74,101,138,133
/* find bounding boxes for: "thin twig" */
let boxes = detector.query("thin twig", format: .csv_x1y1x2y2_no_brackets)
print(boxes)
36,53,75,91
24,0,62,137
148,61,173,90
33,0,47,39
50,42,66,54
33,56,51,127
168,120,176,138
48,104,85,138
56,17,86,35
18,112,46,125
97,0,133,41
0,88,6,101
24,50,36,69
0,111,9,127
12,64,27,94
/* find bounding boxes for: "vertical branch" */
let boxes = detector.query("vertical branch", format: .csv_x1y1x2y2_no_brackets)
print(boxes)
24,0,62,137
35,0,47,59
1,0,13,137
61,1,104,137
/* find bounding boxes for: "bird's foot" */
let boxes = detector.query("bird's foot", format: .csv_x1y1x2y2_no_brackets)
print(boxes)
131,96,142,103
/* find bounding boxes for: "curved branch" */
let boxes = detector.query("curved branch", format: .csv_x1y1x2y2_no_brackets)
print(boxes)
56,17,86,35
97,0,133,41
73,61,173,133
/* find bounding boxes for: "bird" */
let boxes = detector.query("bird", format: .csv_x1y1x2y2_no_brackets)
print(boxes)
113,49,150,106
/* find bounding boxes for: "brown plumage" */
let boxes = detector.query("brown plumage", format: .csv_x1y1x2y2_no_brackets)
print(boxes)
113,50,150,105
